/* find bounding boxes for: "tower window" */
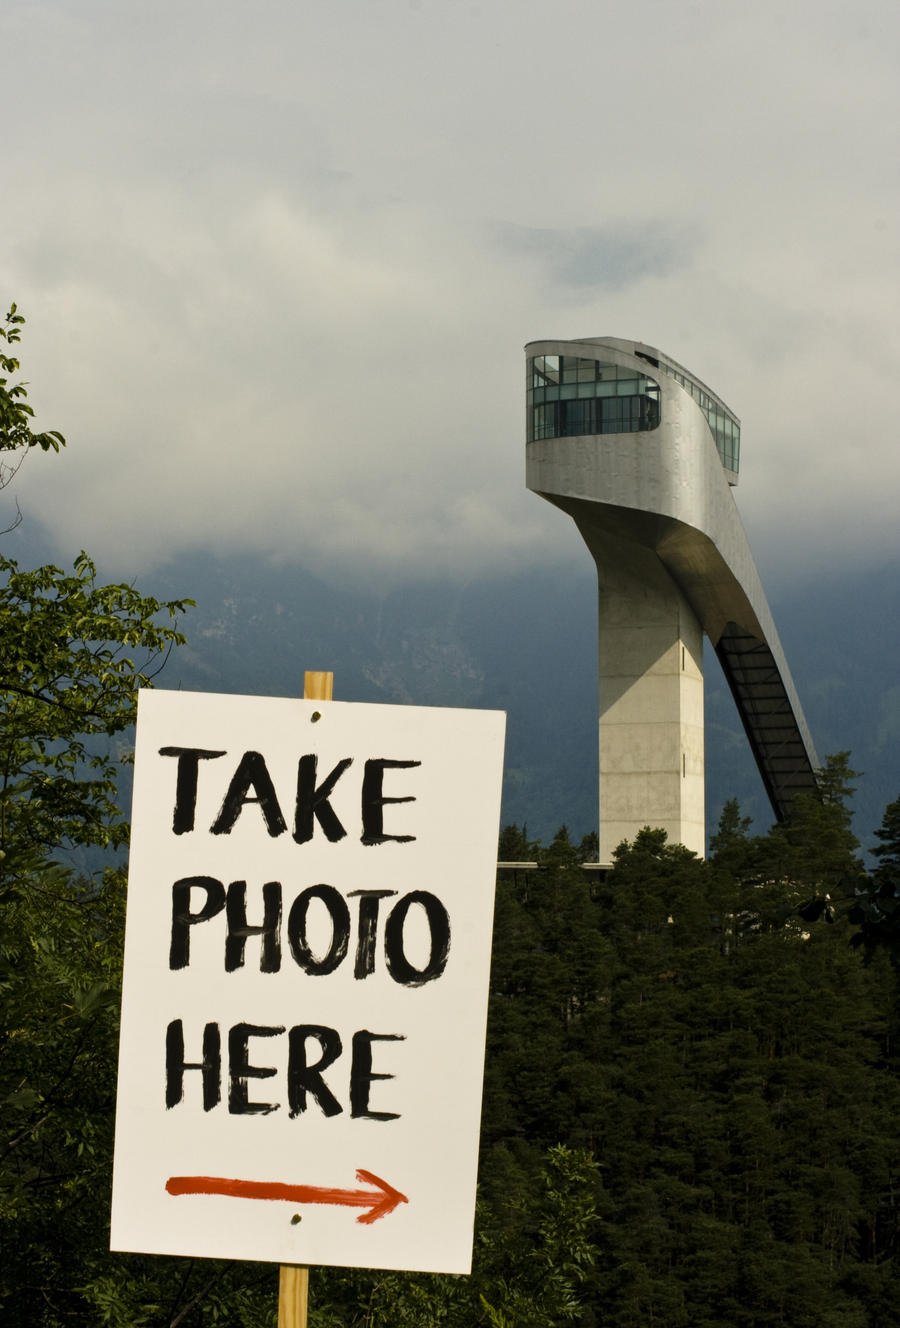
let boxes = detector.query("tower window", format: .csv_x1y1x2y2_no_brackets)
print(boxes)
527,357,660,441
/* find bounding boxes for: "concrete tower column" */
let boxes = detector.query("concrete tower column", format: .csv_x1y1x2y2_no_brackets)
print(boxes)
587,531,704,862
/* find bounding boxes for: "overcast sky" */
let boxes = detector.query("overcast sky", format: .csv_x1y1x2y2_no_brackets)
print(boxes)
3,0,899,589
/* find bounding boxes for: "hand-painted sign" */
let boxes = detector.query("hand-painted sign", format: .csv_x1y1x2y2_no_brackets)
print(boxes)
110,689,506,1274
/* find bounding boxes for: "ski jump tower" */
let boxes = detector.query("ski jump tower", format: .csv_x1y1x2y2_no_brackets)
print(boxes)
525,337,819,864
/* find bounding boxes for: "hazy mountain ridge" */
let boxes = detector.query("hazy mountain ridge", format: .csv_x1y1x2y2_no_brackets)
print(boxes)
5,520,896,851
142,549,899,854
142,552,598,842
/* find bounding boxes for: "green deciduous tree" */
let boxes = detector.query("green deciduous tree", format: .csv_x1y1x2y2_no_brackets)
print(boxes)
0,553,191,871
0,304,64,481
0,310,218,1324
3,865,278,1327
1,313,190,874
308,1146,603,1328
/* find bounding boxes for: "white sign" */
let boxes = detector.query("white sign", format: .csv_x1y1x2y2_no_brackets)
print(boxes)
111,689,506,1274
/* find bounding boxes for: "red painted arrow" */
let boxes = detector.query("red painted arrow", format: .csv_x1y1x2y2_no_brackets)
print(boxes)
165,1168,408,1225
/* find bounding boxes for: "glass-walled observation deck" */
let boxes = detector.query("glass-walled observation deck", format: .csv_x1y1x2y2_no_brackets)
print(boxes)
527,351,741,478
528,355,660,441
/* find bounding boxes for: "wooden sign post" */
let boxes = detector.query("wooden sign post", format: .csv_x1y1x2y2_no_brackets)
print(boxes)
278,1263,308,1328
277,671,334,1328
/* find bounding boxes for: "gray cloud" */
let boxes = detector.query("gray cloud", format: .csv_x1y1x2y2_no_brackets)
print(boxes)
2,0,899,587
495,222,699,291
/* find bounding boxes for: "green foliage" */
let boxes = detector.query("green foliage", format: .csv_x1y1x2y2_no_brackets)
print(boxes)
0,307,191,872
708,797,755,877
307,1146,601,1328
477,807,900,1327
0,305,65,509
0,642,273,1325
839,795,900,966
872,794,900,879
1,865,122,1238
0,552,191,865
756,752,862,890
0,308,234,1323
0,555,189,865
795,772,900,965
0,860,281,1325
498,821,539,862
0,305,65,459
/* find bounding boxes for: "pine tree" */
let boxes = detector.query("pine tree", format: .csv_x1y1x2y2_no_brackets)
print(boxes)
872,795,900,878
846,793,900,966
757,752,861,891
